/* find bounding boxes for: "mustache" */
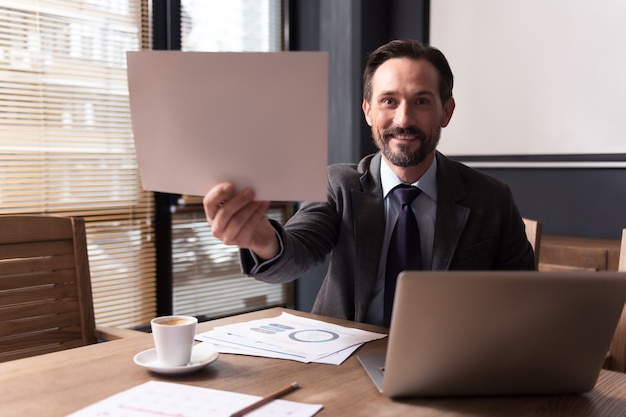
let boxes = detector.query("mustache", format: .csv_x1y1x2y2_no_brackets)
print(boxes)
381,126,426,140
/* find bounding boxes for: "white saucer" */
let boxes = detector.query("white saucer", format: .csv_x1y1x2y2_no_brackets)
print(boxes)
133,344,219,375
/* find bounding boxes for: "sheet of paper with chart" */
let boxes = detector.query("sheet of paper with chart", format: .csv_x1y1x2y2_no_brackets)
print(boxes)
67,381,323,417
195,312,386,365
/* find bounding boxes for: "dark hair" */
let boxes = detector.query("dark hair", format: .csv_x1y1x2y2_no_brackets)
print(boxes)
362,39,454,104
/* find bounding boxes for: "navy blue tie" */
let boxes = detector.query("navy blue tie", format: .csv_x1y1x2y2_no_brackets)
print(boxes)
384,185,422,326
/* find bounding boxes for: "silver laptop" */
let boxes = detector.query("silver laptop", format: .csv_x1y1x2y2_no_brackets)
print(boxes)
358,270,626,398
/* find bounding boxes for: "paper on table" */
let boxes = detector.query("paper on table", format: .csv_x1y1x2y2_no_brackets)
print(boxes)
197,331,361,365
66,380,323,417
197,329,311,362
195,312,386,365
126,51,329,202
198,329,342,362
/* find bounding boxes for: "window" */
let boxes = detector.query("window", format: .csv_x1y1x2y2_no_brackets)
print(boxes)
181,0,283,52
0,0,154,328
171,204,292,318
170,0,289,318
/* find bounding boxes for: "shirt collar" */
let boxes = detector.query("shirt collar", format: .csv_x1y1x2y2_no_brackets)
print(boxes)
381,154,438,202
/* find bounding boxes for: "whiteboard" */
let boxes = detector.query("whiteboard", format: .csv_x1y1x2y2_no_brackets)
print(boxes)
430,0,626,157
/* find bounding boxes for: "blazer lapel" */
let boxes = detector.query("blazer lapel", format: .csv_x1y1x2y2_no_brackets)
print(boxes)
432,153,470,270
353,154,385,321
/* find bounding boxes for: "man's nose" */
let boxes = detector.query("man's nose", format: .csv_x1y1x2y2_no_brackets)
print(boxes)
393,102,413,127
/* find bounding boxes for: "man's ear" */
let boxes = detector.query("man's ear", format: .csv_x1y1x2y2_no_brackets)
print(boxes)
441,97,455,127
362,99,373,126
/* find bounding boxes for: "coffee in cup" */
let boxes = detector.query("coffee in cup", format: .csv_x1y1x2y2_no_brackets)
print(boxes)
158,317,194,326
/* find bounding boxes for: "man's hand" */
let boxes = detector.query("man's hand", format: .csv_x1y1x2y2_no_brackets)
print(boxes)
203,182,279,260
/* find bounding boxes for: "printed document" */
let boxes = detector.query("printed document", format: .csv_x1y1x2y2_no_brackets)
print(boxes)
195,312,386,365
67,381,322,417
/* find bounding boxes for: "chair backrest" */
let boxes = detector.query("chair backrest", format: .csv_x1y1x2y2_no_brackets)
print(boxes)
522,217,542,268
608,228,626,372
0,215,96,362
617,228,626,272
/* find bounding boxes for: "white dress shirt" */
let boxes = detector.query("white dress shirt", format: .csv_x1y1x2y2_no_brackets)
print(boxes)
365,157,438,326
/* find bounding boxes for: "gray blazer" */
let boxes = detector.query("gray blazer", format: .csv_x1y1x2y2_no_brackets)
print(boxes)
241,152,536,322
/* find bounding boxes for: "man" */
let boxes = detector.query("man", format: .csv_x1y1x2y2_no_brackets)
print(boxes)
203,39,536,326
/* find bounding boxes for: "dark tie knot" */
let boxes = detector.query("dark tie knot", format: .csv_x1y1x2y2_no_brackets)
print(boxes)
390,185,421,208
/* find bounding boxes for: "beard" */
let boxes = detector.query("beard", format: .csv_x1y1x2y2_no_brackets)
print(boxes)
374,125,441,167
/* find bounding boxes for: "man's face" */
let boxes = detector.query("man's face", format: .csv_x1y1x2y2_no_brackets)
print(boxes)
362,58,455,167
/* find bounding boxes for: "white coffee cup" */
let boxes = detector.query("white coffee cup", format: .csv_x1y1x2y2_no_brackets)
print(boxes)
151,315,198,367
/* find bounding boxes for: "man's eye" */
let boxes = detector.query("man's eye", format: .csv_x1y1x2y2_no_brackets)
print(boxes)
381,98,394,105
416,98,429,105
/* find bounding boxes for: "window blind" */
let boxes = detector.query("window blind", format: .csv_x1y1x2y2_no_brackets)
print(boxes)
171,206,291,318
172,0,287,318
0,0,155,328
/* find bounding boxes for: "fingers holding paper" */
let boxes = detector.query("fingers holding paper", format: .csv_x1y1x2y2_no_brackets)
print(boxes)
203,182,238,219
203,182,279,260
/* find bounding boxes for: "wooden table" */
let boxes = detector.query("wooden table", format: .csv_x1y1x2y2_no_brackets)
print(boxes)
2,307,626,417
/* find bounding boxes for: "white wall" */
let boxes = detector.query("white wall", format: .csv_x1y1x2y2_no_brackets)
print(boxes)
431,0,626,157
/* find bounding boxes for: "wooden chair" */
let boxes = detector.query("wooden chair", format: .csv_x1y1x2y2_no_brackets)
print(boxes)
538,237,610,272
0,215,141,363
606,228,626,372
522,217,542,268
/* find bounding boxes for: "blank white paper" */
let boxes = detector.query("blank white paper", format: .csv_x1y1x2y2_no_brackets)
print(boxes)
127,51,328,202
